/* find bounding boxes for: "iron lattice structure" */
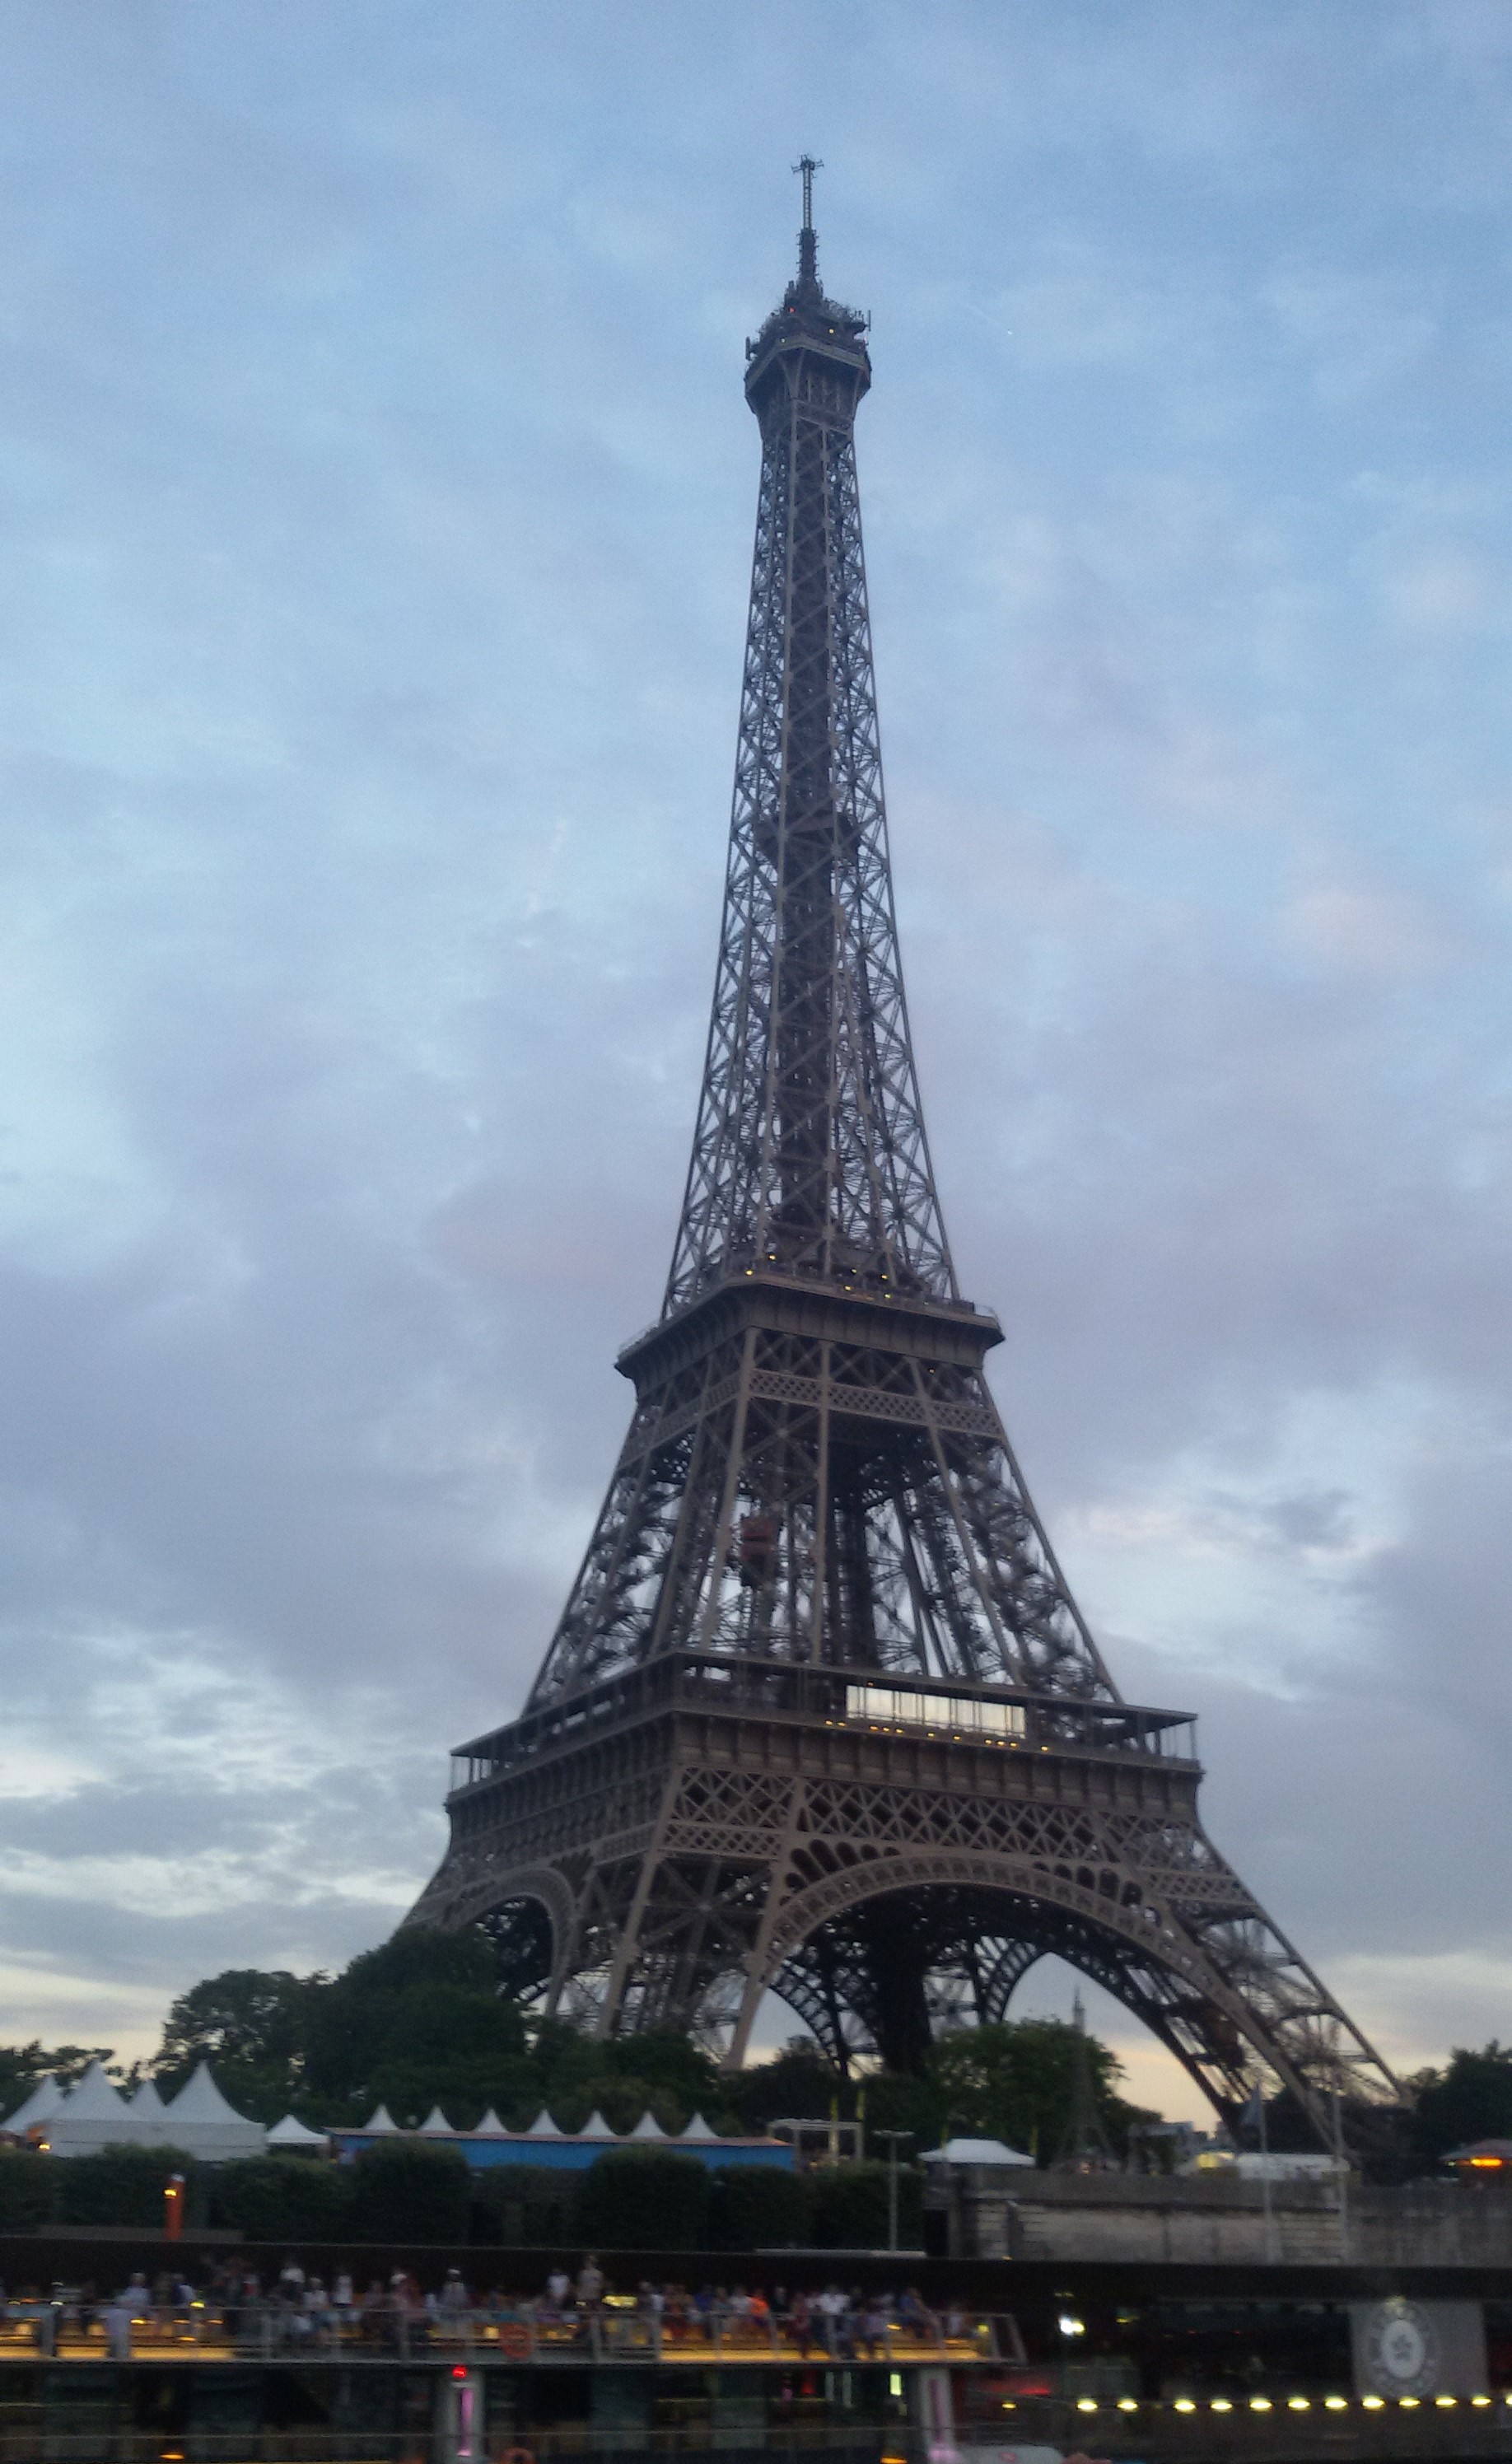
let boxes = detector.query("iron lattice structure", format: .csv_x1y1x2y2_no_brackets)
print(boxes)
409,184,1402,2146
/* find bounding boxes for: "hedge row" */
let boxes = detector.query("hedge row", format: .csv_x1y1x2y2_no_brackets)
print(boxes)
0,2144,922,2252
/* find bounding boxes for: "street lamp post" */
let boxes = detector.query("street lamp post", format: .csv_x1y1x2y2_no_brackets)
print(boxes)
874,2129,915,2252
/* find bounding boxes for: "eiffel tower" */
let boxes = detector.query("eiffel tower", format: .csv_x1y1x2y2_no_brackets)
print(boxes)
408,166,1402,2147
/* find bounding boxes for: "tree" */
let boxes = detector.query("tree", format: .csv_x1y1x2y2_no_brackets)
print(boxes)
1412,2044,1512,2163
810,2158,922,2248
0,2042,119,2117
929,2018,1141,2162
470,2163,579,2247
0,2152,54,2228
155,1972,315,2118
210,2156,352,2241
730,2041,846,2132
523,2020,735,2136
57,2144,202,2228
349,2139,471,2243
709,2163,810,2250
576,2149,711,2249
304,1931,534,2125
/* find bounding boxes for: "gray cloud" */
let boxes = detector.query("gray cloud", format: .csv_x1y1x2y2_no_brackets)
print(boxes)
0,2,1508,2104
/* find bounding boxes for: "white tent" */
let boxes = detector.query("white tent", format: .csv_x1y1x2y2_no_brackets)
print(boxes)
42,2059,266,2161
525,2108,563,2137
46,2061,135,2157
628,2111,665,2140
472,2108,510,2137
418,2106,455,2137
920,2137,1034,2168
2,2075,64,2136
267,2113,330,2151
361,2104,402,2135
578,2110,617,2139
161,2063,265,2160
679,2112,718,2141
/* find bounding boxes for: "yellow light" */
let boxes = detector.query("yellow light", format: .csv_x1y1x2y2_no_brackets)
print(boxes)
1473,2395,1492,2407
1174,2397,1196,2413
1362,2396,1384,2410
1249,2396,1272,2412
1325,2396,1348,2410
1118,2398,1138,2412
1211,2398,1232,2412
1076,2399,1097,2413
1399,2396,1420,2409
1288,2396,1309,2410
1435,2395,1457,2407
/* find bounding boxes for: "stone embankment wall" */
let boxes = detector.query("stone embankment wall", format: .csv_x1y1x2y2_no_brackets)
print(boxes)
931,2168,1512,2265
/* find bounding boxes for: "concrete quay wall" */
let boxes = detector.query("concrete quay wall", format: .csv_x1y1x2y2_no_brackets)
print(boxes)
932,2168,1512,2266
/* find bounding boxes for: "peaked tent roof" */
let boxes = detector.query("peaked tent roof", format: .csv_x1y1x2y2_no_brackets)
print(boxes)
362,2104,402,2135
628,2111,665,2140
679,2112,718,2140
473,2108,510,2137
60,2061,128,2121
579,2110,617,2139
128,2079,167,2118
166,2061,255,2126
525,2108,563,2137
921,2137,1034,2167
2,2075,64,2133
418,2106,455,2136
267,2113,330,2149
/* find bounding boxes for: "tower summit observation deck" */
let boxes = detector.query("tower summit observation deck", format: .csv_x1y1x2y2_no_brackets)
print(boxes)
408,168,1402,2153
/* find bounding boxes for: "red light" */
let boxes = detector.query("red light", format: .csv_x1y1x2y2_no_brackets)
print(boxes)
452,2366,468,2379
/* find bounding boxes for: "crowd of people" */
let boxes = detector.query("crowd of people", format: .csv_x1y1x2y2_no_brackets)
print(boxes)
0,2258,978,2361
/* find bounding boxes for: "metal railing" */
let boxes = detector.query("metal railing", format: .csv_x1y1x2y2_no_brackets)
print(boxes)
0,2298,1006,2368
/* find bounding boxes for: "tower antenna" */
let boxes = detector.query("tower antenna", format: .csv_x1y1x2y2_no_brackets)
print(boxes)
793,153,823,286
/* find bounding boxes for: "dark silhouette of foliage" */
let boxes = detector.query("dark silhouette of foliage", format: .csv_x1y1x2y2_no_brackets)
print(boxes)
0,2151,54,2228
1412,2043,1512,2162
709,2163,810,2249
469,2163,578,2247
730,2041,845,2130
209,2154,352,2241
576,2148,711,2249
156,1971,315,2118
0,2042,123,2116
349,2138,470,2243
810,2157,921,2248
57,2144,202,2228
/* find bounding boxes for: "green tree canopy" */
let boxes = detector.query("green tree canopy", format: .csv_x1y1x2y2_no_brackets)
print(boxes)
0,2042,120,2119
1412,2043,1512,2162
929,2018,1147,2162
156,1971,315,2116
349,2138,471,2243
576,2148,712,2250
730,2041,845,2131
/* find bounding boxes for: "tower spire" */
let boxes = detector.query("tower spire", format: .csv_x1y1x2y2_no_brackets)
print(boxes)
794,152,822,289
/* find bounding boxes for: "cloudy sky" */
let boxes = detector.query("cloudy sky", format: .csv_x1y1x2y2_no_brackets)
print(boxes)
2,1,1510,2121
